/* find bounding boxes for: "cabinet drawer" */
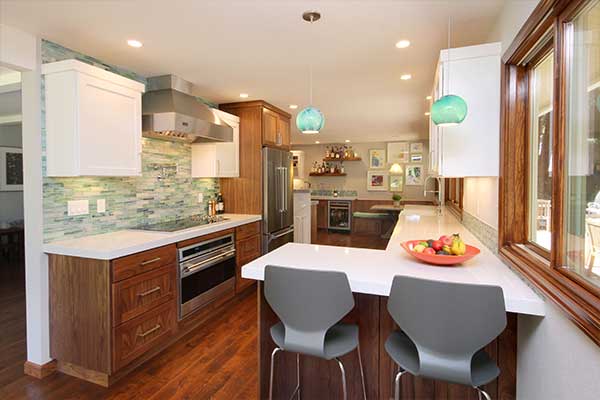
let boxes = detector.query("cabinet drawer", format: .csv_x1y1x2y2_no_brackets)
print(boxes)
112,264,176,326
235,221,261,241
113,300,177,371
112,244,176,282
236,234,261,261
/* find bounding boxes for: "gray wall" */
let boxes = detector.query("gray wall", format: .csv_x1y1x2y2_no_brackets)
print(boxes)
293,140,435,202
0,123,23,222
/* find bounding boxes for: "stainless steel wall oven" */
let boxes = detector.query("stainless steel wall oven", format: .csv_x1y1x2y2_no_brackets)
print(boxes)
178,233,236,319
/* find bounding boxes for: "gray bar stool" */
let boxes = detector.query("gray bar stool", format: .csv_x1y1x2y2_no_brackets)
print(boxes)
385,276,506,400
264,265,367,400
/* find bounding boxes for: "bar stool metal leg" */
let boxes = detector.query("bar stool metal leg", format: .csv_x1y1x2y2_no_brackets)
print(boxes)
269,347,282,400
335,357,348,400
475,386,492,400
289,353,300,400
356,342,367,400
394,365,407,400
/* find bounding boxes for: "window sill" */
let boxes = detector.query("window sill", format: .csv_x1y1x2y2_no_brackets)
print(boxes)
499,243,600,346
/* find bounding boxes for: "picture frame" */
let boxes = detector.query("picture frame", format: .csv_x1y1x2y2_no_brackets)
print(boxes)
405,164,423,186
410,142,424,153
367,171,388,191
389,175,403,192
387,142,409,164
410,153,423,162
368,149,386,169
0,147,23,191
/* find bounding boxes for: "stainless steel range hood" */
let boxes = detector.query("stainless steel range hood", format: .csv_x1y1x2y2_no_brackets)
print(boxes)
142,75,233,143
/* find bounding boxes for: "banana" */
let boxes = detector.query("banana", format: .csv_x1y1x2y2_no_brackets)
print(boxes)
451,234,466,256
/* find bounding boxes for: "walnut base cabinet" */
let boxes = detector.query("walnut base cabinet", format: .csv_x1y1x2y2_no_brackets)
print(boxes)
235,221,261,293
49,244,178,386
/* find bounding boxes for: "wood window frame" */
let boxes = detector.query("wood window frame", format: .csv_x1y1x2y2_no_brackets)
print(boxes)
499,0,600,346
445,178,464,219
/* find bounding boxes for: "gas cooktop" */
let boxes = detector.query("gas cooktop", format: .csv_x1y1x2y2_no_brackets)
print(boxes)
135,215,228,232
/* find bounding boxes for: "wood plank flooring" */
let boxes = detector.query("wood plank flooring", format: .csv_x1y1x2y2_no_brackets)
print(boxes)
0,230,387,400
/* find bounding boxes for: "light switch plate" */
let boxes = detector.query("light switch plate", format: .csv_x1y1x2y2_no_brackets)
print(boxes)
197,193,203,203
67,200,89,216
97,199,106,213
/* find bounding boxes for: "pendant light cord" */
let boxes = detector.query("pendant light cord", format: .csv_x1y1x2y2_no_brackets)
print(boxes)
309,15,314,105
446,11,451,96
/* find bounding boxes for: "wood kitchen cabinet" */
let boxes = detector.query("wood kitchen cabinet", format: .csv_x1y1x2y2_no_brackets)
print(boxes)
262,107,290,149
317,200,328,229
218,100,291,216
235,221,261,293
42,59,145,177
49,244,177,386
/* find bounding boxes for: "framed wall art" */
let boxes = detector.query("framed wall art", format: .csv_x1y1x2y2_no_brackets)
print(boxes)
368,149,386,169
0,147,23,191
367,171,388,191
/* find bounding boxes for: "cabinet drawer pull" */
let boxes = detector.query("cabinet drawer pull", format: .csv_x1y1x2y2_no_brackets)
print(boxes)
138,324,161,338
137,286,161,297
140,257,161,266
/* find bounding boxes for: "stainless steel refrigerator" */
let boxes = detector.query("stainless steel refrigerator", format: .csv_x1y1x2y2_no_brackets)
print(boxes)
262,147,294,253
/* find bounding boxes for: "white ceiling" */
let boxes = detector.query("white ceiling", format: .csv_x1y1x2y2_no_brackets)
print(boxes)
0,0,506,144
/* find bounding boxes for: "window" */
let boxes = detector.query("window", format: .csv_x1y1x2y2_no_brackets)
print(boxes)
500,0,600,347
564,0,600,287
529,52,554,251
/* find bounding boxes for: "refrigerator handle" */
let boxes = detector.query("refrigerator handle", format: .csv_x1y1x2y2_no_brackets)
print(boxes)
270,226,294,239
283,167,288,212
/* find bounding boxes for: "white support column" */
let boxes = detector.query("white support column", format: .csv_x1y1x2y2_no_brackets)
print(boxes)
0,24,49,365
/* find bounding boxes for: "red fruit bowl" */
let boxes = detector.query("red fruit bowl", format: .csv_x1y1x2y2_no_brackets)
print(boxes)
401,240,481,266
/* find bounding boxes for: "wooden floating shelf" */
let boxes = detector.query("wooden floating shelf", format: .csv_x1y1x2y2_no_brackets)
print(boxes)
309,172,347,177
322,157,362,162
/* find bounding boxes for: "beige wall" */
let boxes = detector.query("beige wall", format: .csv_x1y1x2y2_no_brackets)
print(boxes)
480,2,600,399
293,141,436,202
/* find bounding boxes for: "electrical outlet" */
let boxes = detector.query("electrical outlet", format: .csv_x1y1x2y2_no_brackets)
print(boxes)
68,200,89,216
97,199,106,213
197,193,204,203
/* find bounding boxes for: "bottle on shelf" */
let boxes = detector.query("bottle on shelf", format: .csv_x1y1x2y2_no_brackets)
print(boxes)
216,192,224,214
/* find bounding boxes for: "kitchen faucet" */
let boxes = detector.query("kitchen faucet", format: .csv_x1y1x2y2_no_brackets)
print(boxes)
424,175,443,216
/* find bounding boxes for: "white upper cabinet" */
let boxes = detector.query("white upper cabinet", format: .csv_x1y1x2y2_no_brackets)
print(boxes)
429,42,501,177
191,109,240,178
42,60,145,177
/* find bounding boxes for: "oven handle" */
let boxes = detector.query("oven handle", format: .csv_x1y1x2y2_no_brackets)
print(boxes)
181,249,236,277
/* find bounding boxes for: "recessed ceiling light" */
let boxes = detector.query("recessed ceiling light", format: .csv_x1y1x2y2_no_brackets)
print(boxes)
426,95,432,100
127,39,143,48
289,104,298,109
239,93,249,98
424,112,431,116
395,40,411,49
315,141,320,144
345,140,350,143
400,74,412,80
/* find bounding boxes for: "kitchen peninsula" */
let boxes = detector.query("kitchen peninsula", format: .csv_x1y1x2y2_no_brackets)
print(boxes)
242,205,544,399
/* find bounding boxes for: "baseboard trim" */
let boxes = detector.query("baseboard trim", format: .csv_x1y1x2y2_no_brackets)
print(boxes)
23,360,57,379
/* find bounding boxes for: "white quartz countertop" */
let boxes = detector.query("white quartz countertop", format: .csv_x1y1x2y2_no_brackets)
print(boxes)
311,196,357,201
44,214,261,260
242,206,544,316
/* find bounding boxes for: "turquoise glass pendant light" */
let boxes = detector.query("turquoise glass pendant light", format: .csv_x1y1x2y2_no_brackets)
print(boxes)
431,94,468,126
296,106,325,134
432,14,468,127
297,11,325,135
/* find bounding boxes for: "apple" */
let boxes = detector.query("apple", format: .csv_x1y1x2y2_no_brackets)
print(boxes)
431,240,443,251
439,235,453,246
423,247,436,255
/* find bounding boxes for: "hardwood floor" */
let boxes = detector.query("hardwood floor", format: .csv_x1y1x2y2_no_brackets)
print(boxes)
0,230,387,400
